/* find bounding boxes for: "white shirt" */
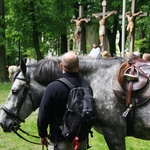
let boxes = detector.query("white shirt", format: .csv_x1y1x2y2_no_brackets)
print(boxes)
89,47,101,59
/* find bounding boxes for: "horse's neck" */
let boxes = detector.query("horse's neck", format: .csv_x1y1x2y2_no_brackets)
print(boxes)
30,79,47,108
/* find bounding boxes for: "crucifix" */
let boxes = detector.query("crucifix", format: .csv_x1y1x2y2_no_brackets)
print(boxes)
126,0,147,52
92,0,116,52
71,3,90,53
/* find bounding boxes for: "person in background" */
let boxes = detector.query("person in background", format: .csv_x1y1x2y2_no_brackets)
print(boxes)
101,51,111,58
142,53,150,61
88,43,101,59
37,51,87,150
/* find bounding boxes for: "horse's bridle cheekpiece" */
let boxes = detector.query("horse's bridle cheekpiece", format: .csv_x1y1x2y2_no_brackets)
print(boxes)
2,72,42,146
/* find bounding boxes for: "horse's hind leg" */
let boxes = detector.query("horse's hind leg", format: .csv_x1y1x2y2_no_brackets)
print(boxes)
102,127,126,150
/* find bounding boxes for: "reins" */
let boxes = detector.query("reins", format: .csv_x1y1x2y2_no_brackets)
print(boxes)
19,127,40,139
113,53,124,63
14,127,48,150
14,128,41,145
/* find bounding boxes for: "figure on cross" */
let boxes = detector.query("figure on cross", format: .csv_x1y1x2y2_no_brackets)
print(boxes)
126,11,143,39
93,11,116,47
71,17,88,43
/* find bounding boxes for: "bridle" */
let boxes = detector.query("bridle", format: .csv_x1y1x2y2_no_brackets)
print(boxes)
2,72,42,146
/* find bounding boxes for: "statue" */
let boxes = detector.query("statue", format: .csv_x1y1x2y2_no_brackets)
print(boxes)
71,17,88,43
93,11,116,47
126,11,143,38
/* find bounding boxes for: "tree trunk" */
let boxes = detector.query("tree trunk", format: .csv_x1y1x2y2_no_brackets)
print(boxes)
0,0,7,81
30,1,43,61
61,34,67,54
107,17,118,56
139,24,146,53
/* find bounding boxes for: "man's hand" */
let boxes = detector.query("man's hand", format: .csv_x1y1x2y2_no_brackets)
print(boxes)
40,136,49,147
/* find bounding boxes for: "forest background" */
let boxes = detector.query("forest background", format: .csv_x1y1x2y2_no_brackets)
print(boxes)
0,0,150,80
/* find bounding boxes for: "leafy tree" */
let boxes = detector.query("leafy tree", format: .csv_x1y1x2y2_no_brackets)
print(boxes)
5,0,46,61
5,0,78,61
0,0,7,81
3,0,150,65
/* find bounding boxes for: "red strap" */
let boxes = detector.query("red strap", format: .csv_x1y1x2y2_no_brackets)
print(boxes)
72,136,80,150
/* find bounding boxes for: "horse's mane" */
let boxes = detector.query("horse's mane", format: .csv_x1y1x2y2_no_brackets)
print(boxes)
28,58,62,85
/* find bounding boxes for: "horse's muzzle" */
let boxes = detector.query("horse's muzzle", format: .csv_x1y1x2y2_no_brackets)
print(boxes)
0,111,20,132
0,122,9,132
0,121,20,132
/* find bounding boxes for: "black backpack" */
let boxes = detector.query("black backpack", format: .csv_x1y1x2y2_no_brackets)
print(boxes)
57,78,96,149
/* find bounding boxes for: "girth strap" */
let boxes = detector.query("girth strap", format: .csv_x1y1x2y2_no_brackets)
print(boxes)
126,65,135,107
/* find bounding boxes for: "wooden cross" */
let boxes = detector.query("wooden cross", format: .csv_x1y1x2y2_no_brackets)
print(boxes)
71,3,90,54
127,0,147,52
92,0,116,52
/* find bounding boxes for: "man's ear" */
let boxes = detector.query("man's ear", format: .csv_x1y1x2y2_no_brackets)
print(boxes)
60,63,63,69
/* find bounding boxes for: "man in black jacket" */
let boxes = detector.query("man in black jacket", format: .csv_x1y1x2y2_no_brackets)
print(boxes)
37,51,86,150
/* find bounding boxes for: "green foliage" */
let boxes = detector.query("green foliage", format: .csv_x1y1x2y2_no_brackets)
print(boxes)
4,0,79,63
134,38,148,51
3,0,150,64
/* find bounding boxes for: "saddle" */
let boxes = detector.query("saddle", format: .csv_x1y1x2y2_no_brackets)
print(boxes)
115,54,150,117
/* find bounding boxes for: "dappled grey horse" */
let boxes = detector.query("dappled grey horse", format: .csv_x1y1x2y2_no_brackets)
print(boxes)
0,56,150,150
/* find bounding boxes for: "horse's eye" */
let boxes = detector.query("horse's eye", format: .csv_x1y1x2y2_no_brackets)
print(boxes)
12,89,18,94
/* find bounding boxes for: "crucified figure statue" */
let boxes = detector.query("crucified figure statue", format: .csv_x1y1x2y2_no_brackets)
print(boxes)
71,17,88,43
93,11,116,47
126,11,143,38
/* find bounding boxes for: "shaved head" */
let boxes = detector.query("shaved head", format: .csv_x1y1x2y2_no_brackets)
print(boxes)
61,51,79,72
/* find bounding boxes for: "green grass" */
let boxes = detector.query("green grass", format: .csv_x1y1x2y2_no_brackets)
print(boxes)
0,82,150,150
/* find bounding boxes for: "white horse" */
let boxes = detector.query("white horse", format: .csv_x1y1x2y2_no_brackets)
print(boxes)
0,55,150,150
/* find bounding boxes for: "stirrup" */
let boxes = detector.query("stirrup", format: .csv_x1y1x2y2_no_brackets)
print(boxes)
124,67,139,81
124,73,138,81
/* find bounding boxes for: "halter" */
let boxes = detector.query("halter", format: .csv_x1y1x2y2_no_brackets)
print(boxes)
2,74,35,128
2,72,43,146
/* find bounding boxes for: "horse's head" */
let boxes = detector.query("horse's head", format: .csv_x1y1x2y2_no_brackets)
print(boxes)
0,59,46,132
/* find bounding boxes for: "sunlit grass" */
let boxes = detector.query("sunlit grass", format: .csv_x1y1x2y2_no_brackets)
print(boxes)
0,82,150,150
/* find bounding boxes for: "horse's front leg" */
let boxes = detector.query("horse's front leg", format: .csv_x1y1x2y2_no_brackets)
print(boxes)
102,126,126,150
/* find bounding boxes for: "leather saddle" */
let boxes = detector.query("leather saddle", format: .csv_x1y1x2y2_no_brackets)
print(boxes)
120,64,148,91
115,54,150,109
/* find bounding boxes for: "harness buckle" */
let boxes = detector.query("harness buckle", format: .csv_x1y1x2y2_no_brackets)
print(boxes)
122,104,133,117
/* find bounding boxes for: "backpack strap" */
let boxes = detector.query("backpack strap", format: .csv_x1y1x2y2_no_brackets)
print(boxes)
57,78,75,89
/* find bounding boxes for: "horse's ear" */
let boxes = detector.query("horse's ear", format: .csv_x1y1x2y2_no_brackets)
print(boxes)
20,58,26,77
